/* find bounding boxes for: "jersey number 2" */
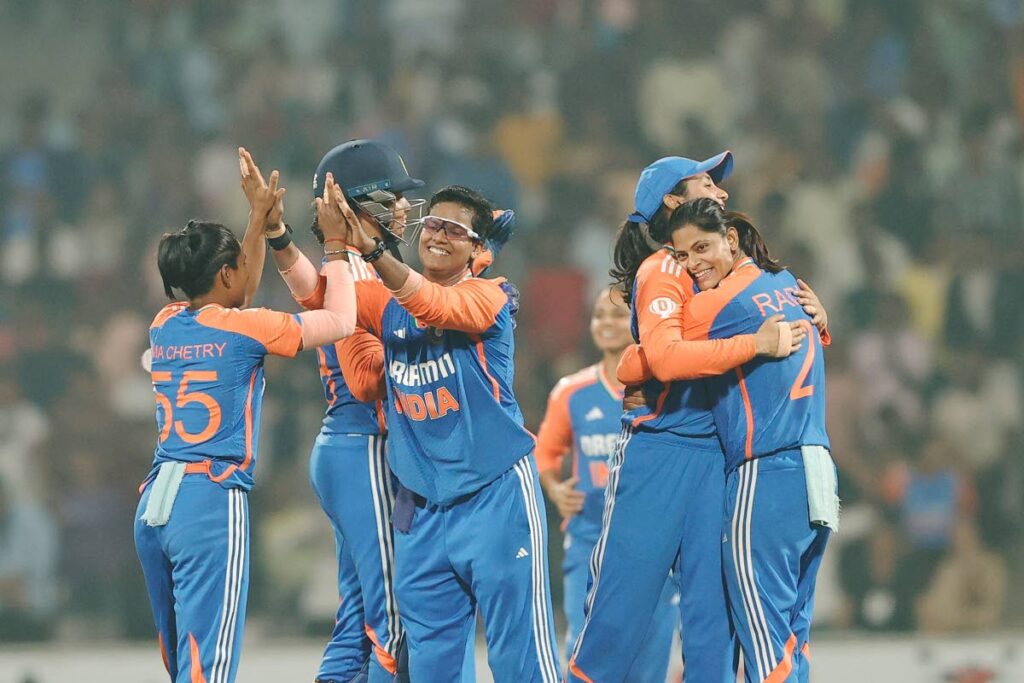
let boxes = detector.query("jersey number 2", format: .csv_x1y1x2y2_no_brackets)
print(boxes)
789,320,815,400
152,371,222,443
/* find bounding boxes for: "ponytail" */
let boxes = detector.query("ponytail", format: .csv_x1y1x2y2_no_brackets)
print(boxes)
725,212,783,273
157,220,241,300
610,221,655,304
612,177,690,303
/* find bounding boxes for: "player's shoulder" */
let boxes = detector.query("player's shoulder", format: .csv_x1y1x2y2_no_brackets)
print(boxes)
196,305,295,339
151,302,189,330
456,274,506,291
550,364,601,401
343,248,380,282
638,250,686,280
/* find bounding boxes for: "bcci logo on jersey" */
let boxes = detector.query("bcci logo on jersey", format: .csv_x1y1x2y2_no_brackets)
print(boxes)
649,297,678,319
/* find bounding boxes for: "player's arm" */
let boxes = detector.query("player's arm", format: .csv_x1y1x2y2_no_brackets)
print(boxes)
238,148,286,308
334,278,392,401
336,327,387,403
631,271,796,383
278,250,327,310
284,172,363,351
536,383,584,519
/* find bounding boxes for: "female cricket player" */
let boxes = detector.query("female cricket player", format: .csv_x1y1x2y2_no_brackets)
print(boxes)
620,198,836,682
333,185,561,683
134,156,358,683
535,286,679,681
266,140,476,683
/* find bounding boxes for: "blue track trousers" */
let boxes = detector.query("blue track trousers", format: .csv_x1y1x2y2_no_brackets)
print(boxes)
723,450,830,683
135,475,250,683
568,427,734,683
395,455,560,683
309,433,405,683
563,532,678,682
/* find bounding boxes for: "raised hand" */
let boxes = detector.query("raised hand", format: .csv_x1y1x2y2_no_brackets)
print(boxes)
239,147,286,228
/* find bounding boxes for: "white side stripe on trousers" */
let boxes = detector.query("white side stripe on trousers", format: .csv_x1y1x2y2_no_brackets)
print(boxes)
570,424,632,661
211,489,246,683
732,460,776,681
367,435,403,655
513,457,560,683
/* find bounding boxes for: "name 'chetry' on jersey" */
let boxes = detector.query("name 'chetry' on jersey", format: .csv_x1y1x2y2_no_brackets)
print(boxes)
684,260,830,472
147,302,303,490
343,274,536,505
623,252,716,438
536,364,623,543
297,248,386,435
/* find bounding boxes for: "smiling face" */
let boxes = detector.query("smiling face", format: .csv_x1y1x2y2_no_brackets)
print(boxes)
418,201,483,282
590,287,632,353
670,222,739,290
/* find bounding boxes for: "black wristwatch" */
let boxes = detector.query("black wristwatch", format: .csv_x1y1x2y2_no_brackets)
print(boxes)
267,223,293,251
361,238,387,263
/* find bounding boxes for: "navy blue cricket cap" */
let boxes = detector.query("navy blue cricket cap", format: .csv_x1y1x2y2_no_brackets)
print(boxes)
313,139,425,200
628,151,733,223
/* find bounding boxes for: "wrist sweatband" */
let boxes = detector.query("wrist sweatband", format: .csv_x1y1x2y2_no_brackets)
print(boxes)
267,224,293,251
362,238,386,263
776,320,793,357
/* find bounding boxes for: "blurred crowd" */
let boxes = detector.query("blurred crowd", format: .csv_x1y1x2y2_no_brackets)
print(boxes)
1,0,1022,643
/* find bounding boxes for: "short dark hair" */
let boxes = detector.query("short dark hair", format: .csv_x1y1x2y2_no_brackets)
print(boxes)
157,220,241,299
428,185,495,241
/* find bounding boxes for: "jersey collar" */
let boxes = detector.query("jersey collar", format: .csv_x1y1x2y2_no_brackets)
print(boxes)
597,362,625,400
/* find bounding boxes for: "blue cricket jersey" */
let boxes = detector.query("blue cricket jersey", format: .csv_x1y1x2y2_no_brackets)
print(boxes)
348,273,535,505
684,260,830,472
147,302,303,490
536,364,623,543
622,251,717,438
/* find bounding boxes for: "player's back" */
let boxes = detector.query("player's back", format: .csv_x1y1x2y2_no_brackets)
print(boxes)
685,261,829,471
624,251,716,439
148,301,301,489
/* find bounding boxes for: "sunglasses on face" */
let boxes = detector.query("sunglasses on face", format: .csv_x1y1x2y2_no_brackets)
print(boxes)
420,215,481,242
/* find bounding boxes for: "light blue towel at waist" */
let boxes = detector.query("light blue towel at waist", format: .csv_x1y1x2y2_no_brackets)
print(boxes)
802,445,839,532
140,462,187,527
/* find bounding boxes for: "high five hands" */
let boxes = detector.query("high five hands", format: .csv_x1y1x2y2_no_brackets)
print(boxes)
238,147,286,229
314,173,377,253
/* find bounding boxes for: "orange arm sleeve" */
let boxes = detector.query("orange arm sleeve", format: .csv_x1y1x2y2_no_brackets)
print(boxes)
295,274,327,310
336,328,387,403
633,269,758,382
334,279,391,402
391,271,506,334
535,383,574,475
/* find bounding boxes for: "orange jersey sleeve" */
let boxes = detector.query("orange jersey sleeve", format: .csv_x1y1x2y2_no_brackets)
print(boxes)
353,278,392,338
535,378,577,475
616,344,650,386
335,327,387,403
197,307,303,358
394,272,507,334
633,253,758,382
